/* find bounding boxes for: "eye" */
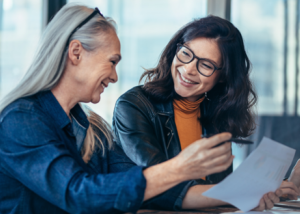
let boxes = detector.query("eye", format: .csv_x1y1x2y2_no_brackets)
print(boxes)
201,62,213,69
182,51,190,57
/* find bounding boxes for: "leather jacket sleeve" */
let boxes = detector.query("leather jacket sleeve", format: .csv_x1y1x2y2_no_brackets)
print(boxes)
112,89,167,167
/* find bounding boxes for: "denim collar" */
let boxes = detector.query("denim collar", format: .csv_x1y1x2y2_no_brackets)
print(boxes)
37,91,89,130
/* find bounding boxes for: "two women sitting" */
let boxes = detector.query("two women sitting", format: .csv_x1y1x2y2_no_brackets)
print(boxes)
0,4,299,214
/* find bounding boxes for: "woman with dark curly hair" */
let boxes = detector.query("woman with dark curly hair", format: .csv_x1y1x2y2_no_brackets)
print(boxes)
112,16,299,210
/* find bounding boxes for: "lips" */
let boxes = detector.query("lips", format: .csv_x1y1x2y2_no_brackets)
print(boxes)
101,82,108,89
177,67,198,84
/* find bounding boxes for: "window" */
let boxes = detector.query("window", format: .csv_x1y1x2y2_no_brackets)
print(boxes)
68,0,207,122
232,0,297,115
231,0,300,175
0,0,43,99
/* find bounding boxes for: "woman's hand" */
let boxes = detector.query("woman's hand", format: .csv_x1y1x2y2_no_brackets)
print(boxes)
252,181,299,211
252,190,281,211
143,132,233,201
171,132,234,181
289,159,300,190
279,180,300,200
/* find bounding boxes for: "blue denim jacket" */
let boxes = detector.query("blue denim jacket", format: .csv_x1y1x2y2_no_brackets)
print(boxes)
0,91,146,214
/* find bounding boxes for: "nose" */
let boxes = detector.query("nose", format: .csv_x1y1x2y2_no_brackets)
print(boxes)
110,67,118,83
184,58,198,76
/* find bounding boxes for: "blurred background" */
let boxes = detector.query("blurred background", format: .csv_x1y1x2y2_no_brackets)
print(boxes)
1,0,300,175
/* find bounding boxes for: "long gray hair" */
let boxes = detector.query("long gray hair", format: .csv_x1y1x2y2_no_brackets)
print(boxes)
0,4,115,162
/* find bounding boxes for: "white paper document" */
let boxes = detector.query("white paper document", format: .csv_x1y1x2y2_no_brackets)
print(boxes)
203,137,295,212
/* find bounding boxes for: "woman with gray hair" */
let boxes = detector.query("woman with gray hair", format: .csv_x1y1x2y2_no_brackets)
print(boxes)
0,4,234,214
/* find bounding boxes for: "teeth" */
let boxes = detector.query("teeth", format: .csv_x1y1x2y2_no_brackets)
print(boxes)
178,68,194,84
101,83,106,88
181,74,193,84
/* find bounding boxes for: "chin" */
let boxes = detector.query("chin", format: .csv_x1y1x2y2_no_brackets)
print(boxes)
92,99,101,104
174,86,191,98
175,87,204,101
91,96,101,104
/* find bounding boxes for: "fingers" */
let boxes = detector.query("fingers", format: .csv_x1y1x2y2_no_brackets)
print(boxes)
177,133,233,180
263,193,275,210
267,192,280,204
281,187,299,197
276,188,296,200
285,194,298,200
206,155,235,175
280,181,300,199
189,133,232,164
213,142,232,154
202,149,232,168
275,188,283,198
252,192,279,211
253,197,265,211
201,132,232,149
199,142,232,163
280,189,298,200
281,181,299,193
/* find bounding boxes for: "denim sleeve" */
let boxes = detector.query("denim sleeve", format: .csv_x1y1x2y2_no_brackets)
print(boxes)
108,143,198,211
0,109,146,213
141,180,198,211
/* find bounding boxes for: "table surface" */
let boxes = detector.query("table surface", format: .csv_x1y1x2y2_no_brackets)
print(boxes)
132,205,300,214
128,198,300,214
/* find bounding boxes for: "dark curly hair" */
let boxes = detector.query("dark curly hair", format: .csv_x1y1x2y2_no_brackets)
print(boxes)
140,16,257,138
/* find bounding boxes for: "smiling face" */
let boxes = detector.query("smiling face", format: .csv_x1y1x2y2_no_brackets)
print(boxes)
72,30,121,104
171,37,222,102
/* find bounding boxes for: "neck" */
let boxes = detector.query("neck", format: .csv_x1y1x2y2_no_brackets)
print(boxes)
186,94,205,102
51,78,79,118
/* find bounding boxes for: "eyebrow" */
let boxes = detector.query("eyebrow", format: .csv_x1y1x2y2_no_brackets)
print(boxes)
185,43,220,66
113,54,122,62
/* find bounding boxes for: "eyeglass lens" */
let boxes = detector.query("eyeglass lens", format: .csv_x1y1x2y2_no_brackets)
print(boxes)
176,46,215,76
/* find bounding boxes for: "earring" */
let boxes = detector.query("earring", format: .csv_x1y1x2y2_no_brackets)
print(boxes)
205,92,210,101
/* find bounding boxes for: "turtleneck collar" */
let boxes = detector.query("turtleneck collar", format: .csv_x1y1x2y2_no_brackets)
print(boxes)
173,96,205,114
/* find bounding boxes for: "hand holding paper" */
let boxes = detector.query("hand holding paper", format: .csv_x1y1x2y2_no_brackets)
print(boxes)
203,137,296,212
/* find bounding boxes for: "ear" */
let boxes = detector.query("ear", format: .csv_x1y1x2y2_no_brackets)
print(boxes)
68,40,83,65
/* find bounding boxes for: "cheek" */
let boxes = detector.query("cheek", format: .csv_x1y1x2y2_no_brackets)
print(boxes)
99,65,113,78
171,64,176,81
91,66,109,82
171,58,180,81
91,66,112,91
201,73,221,89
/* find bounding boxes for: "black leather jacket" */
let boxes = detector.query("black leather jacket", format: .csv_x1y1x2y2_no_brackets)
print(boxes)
113,85,232,184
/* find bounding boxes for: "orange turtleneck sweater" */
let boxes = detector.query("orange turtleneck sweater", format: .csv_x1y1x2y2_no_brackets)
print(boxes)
173,97,205,151
173,97,206,180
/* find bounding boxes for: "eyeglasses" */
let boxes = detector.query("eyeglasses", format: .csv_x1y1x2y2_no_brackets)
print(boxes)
176,43,222,77
66,7,104,46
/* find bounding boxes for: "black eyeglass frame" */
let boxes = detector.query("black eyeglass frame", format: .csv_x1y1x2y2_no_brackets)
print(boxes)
66,7,104,46
176,43,222,77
